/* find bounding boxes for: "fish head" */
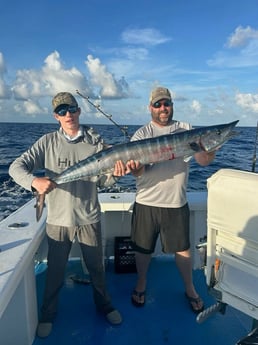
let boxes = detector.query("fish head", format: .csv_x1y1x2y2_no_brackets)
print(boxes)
199,120,239,152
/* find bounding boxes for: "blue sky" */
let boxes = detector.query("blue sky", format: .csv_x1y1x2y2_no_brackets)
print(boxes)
0,0,258,126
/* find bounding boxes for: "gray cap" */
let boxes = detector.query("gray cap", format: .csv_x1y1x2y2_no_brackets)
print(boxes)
52,92,78,111
149,87,172,104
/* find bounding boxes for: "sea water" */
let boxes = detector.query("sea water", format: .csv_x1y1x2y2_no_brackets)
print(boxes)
0,122,257,221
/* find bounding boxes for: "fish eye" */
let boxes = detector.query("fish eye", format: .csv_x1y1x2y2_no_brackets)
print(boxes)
217,129,222,135
189,142,200,151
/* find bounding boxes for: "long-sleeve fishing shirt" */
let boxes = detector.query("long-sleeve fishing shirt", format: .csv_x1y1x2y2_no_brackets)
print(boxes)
9,125,115,226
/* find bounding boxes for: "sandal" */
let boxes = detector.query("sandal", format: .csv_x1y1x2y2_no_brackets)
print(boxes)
185,292,204,314
70,275,91,285
131,289,145,307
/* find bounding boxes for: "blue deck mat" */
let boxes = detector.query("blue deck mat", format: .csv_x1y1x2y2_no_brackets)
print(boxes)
33,256,252,345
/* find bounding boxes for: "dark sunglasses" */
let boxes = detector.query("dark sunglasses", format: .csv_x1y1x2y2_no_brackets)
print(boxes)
152,101,173,108
55,105,79,116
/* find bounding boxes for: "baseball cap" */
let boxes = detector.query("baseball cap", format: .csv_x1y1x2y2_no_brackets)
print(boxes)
52,92,78,112
149,87,172,104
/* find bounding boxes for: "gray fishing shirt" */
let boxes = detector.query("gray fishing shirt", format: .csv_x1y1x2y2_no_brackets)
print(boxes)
9,125,115,226
131,120,191,208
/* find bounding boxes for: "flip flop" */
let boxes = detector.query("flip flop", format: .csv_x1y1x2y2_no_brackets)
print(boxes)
131,289,145,307
185,292,204,314
70,275,91,285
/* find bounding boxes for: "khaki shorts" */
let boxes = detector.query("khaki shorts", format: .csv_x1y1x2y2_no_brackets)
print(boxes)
131,202,190,254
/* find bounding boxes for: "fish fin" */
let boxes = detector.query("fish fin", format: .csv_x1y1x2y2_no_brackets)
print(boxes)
87,175,100,182
34,192,46,222
183,155,193,162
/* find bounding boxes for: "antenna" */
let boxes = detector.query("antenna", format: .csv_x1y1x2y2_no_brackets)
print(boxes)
76,90,131,140
251,121,258,173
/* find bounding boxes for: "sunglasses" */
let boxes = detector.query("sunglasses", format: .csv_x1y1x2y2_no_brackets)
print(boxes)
55,105,79,116
152,101,173,108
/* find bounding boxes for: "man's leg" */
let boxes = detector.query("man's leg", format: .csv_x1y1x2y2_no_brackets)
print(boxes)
40,235,72,322
175,249,204,312
37,227,72,338
78,223,122,324
131,252,151,305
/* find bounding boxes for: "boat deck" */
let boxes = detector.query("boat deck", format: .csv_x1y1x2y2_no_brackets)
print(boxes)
32,256,252,345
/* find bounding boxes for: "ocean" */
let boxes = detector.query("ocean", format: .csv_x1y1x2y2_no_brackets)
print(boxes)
0,122,257,221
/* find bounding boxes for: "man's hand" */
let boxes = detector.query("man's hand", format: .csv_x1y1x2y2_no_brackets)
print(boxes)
194,150,216,166
31,177,56,194
113,160,144,177
126,160,144,176
113,160,127,177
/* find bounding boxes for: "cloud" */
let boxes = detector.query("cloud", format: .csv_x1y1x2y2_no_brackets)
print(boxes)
207,26,258,68
0,50,131,118
0,52,6,74
0,52,11,98
226,25,258,48
121,28,171,46
191,100,201,113
0,78,11,99
12,69,43,100
42,51,89,96
235,92,258,112
85,55,130,99
121,47,149,60
10,51,89,101
10,51,130,101
14,99,48,116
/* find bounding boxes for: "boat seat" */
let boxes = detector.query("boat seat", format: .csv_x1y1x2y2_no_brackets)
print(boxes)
206,169,258,320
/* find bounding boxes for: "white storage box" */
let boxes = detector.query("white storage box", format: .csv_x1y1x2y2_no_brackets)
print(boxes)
206,169,258,319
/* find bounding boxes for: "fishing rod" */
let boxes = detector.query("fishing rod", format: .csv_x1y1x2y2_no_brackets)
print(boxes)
251,121,258,173
76,90,131,140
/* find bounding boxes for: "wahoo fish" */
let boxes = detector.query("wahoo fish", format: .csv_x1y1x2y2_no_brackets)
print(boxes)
36,120,239,221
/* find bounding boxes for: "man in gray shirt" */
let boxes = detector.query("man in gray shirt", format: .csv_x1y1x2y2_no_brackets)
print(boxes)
124,87,216,313
9,92,123,338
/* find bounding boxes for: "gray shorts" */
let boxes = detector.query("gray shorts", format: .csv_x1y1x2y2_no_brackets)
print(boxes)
131,202,190,254
46,222,102,246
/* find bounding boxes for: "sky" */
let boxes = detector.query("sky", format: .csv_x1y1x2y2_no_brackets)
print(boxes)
0,0,258,126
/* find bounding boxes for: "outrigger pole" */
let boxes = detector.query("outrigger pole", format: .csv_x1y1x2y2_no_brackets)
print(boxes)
251,121,258,173
76,90,131,140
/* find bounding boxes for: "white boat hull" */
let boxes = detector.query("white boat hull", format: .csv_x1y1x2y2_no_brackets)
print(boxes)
1,169,258,344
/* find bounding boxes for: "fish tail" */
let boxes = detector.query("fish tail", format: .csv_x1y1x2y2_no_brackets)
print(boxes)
34,192,45,222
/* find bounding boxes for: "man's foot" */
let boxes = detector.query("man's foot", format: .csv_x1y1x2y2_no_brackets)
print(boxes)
185,292,204,314
36,322,53,338
105,309,122,325
131,289,145,307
